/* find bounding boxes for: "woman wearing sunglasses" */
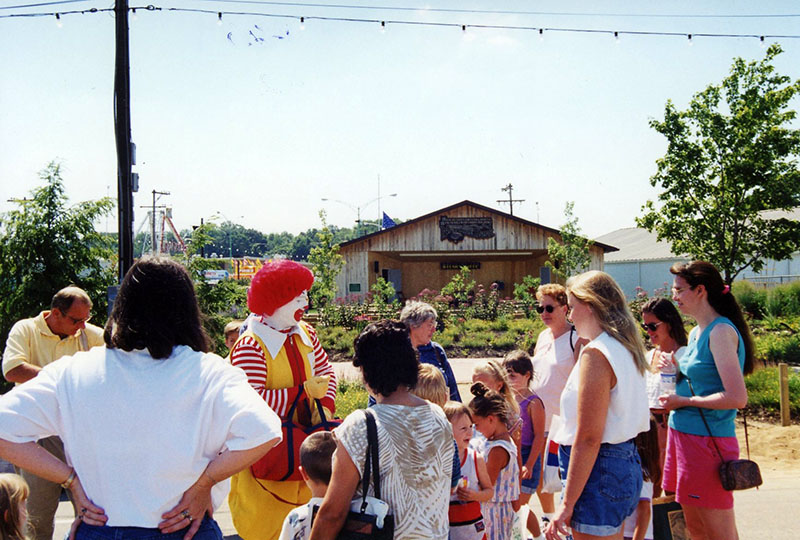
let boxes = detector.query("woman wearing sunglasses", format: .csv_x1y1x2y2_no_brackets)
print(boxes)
530,284,584,523
640,297,687,497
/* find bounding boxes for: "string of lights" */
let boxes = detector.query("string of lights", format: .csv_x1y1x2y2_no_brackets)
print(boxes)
0,0,93,10
2,3,799,43
179,0,800,19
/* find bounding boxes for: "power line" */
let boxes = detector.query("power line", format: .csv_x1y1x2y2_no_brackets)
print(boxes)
0,0,94,10
2,4,799,41
172,0,800,19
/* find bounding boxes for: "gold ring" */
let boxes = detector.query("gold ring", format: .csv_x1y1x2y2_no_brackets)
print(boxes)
181,510,190,520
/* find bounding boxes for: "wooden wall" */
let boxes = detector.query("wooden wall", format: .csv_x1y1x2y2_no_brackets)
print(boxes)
334,203,608,300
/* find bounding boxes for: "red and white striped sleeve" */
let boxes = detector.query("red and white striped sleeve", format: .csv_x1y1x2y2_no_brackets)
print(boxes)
230,335,299,418
306,324,337,413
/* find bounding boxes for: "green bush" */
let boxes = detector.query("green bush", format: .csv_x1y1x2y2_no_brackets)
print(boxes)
766,281,800,318
463,319,491,332
732,280,767,319
335,378,369,418
745,367,800,417
489,316,511,332
490,333,517,350
755,333,800,365
461,331,494,349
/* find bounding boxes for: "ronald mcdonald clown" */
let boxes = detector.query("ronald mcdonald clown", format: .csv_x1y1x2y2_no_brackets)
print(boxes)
228,260,336,540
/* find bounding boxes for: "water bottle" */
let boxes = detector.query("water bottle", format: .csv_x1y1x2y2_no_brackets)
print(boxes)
660,353,677,396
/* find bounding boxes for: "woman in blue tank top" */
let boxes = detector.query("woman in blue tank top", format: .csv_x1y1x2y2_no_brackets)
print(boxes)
659,261,755,540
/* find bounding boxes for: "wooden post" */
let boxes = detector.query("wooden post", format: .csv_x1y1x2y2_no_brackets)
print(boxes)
779,363,790,427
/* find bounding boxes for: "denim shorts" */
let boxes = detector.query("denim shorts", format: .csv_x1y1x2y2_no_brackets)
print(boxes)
76,516,223,540
559,439,642,536
520,445,541,494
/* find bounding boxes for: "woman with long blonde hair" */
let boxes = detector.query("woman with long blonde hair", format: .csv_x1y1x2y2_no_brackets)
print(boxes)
546,271,649,540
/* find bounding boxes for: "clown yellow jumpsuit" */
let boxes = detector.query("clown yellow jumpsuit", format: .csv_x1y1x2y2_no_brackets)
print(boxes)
229,317,336,540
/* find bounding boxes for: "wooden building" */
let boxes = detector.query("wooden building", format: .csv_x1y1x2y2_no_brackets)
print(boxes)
335,200,618,300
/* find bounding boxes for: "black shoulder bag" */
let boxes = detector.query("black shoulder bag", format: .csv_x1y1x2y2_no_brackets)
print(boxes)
314,409,395,539
686,379,762,491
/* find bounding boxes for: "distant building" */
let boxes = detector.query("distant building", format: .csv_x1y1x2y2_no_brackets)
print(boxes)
335,200,618,301
598,207,800,298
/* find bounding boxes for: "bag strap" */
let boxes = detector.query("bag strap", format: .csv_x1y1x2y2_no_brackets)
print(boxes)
686,378,726,465
569,325,576,352
742,407,751,460
364,409,381,499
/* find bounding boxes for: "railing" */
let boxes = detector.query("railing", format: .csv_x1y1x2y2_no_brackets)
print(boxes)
741,275,800,289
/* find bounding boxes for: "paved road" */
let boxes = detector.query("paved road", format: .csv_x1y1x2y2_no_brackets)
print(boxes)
53,468,800,540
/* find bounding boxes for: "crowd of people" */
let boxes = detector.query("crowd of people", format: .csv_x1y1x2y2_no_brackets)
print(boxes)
0,257,753,540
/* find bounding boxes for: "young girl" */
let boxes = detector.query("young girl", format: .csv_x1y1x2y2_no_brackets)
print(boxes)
623,418,661,540
471,360,520,418
469,382,520,540
444,401,493,540
503,350,546,540
0,473,29,540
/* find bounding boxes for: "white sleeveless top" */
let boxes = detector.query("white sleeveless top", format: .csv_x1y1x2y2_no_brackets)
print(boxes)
552,332,649,446
531,327,577,431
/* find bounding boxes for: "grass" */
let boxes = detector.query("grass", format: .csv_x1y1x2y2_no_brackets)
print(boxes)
334,378,369,418
745,366,800,418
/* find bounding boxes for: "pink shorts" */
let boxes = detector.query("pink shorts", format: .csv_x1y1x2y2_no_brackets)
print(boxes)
662,427,739,509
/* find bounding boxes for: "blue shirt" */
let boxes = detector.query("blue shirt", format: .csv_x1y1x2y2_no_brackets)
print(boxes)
418,341,461,403
669,317,745,438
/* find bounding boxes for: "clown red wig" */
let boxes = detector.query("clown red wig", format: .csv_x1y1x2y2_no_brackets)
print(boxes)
248,260,315,316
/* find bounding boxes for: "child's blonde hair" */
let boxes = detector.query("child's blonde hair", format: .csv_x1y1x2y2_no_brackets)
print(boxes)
0,473,29,540
443,400,473,423
415,364,448,407
472,360,519,416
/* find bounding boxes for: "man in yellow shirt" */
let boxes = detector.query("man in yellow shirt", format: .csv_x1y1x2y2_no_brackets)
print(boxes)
2,286,104,540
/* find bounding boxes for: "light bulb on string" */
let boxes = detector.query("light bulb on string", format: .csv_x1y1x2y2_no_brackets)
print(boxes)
131,8,137,21
217,12,222,26
538,28,544,42
299,16,305,31
380,21,386,34
55,13,62,28
614,31,620,44
461,24,466,33
687,34,693,46
760,36,765,48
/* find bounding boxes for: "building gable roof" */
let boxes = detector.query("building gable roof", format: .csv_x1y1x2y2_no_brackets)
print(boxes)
595,227,687,262
339,199,618,252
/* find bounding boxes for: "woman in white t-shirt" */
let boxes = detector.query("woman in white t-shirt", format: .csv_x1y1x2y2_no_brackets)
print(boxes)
546,271,649,540
639,297,686,497
531,284,585,520
0,257,282,540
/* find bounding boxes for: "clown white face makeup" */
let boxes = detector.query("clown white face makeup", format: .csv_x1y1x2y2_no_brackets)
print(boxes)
263,290,309,331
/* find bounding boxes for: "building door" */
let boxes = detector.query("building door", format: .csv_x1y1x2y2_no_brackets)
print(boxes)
382,269,403,302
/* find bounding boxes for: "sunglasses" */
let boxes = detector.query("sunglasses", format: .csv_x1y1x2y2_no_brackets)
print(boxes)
536,305,556,314
60,309,91,325
641,322,663,332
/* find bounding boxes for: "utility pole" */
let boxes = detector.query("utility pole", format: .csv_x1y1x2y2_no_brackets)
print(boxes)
150,190,169,254
114,0,134,281
497,183,525,216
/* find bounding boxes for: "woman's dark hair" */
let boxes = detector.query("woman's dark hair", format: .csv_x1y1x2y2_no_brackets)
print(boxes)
641,297,688,347
353,320,418,397
635,417,661,486
104,256,210,359
468,381,512,426
670,261,755,374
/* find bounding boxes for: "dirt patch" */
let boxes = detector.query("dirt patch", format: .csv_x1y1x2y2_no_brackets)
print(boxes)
738,418,800,471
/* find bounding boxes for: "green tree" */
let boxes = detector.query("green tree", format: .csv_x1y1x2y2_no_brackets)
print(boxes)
638,44,800,284
0,162,115,347
308,211,345,308
546,201,593,281
513,275,542,318
441,266,476,307
371,277,397,305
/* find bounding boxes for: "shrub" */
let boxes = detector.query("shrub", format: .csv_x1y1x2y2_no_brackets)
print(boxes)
513,275,541,318
441,267,476,307
490,333,517,350
463,319,491,332
489,316,511,332
766,281,800,318
745,367,800,417
755,333,800,365
461,331,494,349
335,378,369,418
732,280,767,319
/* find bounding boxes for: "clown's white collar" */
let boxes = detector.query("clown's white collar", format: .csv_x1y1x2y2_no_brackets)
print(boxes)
244,313,313,359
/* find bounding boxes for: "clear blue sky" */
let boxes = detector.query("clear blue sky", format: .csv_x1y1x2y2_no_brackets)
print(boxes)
1,1,799,239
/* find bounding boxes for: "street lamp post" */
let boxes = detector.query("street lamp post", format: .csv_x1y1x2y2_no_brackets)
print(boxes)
321,194,397,237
